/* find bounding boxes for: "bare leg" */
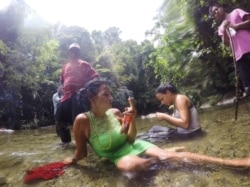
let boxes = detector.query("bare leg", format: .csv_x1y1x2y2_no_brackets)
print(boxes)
166,152,250,168
56,121,71,143
116,146,184,172
164,147,186,152
116,146,249,173
145,146,250,168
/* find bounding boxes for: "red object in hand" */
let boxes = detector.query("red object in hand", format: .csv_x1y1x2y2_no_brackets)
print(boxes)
121,97,135,134
121,114,132,134
23,162,67,184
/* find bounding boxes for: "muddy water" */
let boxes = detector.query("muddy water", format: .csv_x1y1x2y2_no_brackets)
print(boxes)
0,101,250,187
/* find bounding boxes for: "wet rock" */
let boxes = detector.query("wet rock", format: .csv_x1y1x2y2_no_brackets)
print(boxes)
0,176,6,186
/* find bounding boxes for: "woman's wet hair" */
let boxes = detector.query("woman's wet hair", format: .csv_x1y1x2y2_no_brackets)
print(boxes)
79,79,108,111
156,83,179,94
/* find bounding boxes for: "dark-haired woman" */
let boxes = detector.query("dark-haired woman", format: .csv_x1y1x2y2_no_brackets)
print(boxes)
154,83,201,136
63,79,250,172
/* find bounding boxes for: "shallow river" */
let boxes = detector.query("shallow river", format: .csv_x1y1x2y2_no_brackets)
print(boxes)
0,101,250,187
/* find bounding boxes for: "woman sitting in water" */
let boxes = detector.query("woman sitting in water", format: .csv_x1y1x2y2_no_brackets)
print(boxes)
138,83,201,141
63,79,249,172
153,83,201,135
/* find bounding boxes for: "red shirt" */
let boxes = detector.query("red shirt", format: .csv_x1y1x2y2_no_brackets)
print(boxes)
60,60,99,102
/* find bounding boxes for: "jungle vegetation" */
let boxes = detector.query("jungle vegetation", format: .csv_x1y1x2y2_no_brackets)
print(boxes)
0,0,249,129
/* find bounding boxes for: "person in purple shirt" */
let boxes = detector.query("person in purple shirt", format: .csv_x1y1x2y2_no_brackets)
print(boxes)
209,4,250,97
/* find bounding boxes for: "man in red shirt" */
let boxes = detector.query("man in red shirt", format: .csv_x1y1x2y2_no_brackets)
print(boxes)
55,43,99,144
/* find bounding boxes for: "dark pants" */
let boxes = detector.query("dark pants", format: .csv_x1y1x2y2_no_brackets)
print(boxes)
137,125,202,143
237,53,250,93
55,93,87,143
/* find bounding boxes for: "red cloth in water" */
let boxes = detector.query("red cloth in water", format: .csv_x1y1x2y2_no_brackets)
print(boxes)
23,162,67,183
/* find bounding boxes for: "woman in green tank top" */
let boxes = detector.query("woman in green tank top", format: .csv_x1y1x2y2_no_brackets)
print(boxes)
63,79,250,172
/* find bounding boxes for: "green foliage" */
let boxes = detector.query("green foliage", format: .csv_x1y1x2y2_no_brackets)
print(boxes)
129,40,161,113
0,0,61,128
54,25,95,62
0,0,26,43
103,27,122,46
0,40,8,55
150,0,250,106
96,40,139,86
149,0,205,107
91,27,122,58
94,39,160,113
151,0,196,85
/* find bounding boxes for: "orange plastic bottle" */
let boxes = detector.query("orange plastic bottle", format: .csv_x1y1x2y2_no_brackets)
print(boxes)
121,114,132,133
120,97,135,134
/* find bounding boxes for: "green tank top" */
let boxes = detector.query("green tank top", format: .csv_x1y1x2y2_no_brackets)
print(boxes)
86,109,154,164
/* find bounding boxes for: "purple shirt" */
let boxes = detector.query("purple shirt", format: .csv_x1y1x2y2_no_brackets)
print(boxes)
218,9,250,61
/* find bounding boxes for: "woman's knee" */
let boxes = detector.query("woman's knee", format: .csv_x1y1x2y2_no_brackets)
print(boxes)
116,156,135,171
117,155,159,172
117,155,148,172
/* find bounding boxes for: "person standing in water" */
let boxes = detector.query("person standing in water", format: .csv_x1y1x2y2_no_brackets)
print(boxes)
63,79,250,173
52,85,63,117
52,85,63,135
209,4,250,97
55,43,99,144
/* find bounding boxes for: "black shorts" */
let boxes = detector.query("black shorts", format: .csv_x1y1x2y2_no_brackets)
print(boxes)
55,93,87,125
237,53,250,88
55,98,73,124
137,125,203,143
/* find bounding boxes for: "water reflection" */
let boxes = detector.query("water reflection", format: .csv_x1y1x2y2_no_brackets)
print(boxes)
0,101,250,186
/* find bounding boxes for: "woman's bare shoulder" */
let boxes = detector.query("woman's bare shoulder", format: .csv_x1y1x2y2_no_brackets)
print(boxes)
176,94,188,102
74,113,90,128
75,113,88,121
73,113,90,137
176,94,191,107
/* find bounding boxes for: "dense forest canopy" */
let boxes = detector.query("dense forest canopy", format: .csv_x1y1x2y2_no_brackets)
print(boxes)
0,0,249,129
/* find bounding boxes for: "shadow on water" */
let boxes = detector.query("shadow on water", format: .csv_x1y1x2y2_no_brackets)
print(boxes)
0,100,249,186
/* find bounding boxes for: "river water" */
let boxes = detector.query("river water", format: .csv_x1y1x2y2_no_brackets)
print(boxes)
0,101,250,187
